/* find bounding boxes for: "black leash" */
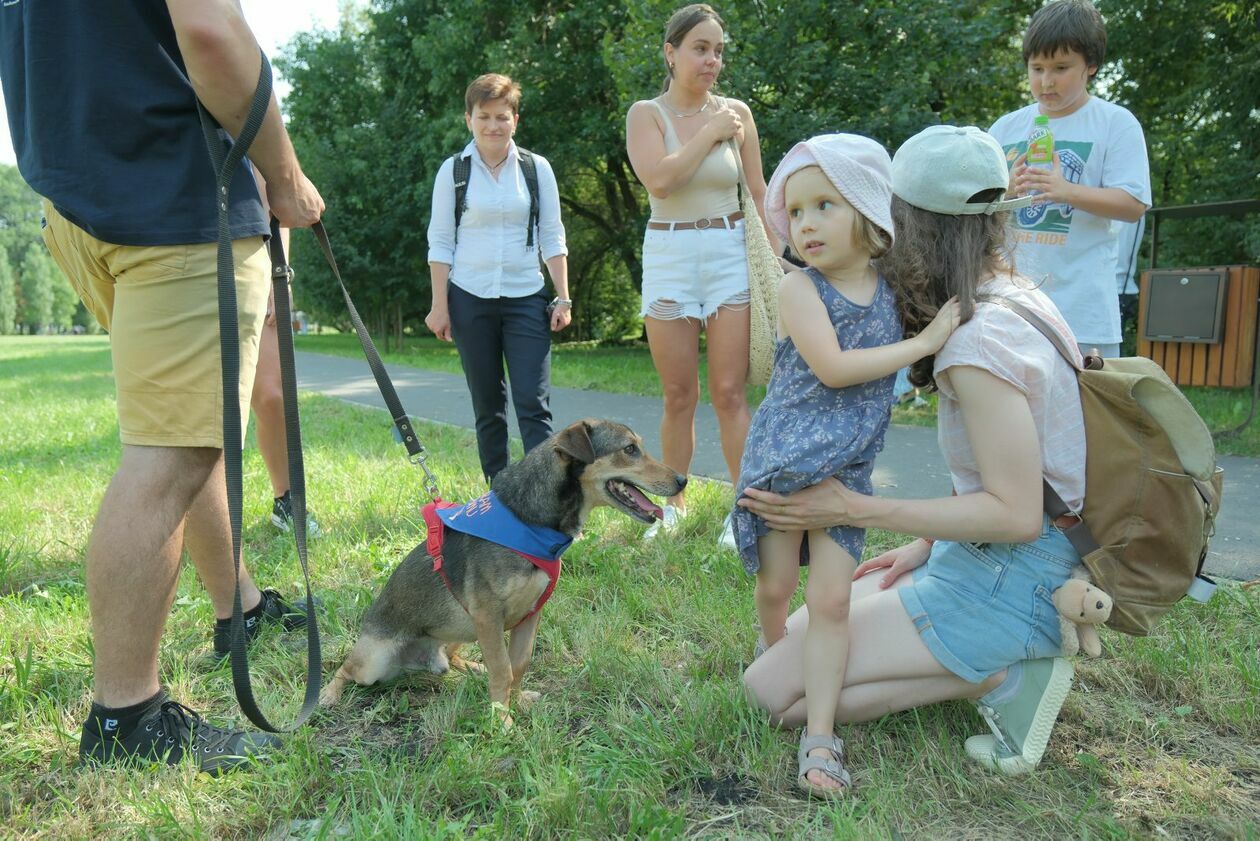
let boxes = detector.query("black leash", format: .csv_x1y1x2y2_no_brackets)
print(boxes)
198,51,319,732
306,221,442,500
199,52,444,732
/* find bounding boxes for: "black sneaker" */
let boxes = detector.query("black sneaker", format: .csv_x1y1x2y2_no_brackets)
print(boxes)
270,491,321,538
212,588,310,660
79,694,280,776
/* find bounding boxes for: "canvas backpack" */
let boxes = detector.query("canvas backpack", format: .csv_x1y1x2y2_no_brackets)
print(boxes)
986,296,1224,636
452,148,540,248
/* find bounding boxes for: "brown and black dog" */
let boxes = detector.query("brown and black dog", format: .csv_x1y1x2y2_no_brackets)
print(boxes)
320,419,685,725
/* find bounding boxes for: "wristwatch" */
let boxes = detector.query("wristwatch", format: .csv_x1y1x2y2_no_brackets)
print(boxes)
549,297,572,309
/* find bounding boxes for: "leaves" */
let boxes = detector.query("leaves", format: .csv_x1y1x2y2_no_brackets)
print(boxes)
278,0,1259,340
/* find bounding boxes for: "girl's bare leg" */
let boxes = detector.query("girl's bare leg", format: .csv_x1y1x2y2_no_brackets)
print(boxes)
754,529,803,648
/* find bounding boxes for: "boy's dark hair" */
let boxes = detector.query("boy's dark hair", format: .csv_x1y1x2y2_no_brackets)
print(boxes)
1022,0,1107,77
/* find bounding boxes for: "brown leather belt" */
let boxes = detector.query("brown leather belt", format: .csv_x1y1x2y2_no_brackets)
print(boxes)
646,211,744,231
1052,513,1082,531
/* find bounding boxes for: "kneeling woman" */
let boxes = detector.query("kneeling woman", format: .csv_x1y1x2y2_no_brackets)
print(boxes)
739,126,1086,787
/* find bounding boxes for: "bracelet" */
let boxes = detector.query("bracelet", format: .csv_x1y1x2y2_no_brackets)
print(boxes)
550,297,572,308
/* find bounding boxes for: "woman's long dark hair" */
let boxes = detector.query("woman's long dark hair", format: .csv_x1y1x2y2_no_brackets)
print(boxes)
876,190,1015,390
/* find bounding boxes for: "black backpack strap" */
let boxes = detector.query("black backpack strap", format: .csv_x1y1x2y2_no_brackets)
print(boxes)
452,153,471,240
518,148,540,250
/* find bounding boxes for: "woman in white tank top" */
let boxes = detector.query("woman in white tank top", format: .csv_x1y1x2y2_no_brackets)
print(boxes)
625,3,778,545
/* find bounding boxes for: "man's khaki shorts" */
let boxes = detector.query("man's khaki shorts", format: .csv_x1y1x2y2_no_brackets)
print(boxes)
41,200,270,448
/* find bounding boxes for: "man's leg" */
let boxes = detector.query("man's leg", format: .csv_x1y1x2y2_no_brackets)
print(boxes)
44,208,280,772
182,453,263,621
89,445,219,707
251,307,290,498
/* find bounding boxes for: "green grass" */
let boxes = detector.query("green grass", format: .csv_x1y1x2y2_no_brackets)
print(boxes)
2,335,1259,839
295,333,1260,454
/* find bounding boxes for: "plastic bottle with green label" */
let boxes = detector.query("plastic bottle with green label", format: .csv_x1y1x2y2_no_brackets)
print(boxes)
1026,115,1054,196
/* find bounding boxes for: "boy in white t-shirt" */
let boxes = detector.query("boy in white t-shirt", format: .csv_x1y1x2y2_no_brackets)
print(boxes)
989,0,1152,358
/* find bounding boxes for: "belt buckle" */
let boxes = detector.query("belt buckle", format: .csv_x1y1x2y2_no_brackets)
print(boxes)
693,217,712,230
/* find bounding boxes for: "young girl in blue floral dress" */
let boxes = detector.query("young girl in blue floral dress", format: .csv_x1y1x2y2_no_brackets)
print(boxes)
730,134,959,795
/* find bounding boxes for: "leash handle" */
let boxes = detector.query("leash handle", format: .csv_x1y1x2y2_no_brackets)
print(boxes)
198,51,320,733
307,221,441,500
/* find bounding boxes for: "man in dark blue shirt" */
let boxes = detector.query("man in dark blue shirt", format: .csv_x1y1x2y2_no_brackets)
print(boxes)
0,0,324,774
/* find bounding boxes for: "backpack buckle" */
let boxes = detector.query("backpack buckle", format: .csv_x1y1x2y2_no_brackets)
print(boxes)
1185,575,1216,602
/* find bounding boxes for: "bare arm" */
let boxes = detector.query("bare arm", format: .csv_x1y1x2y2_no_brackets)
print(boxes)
545,255,572,331
1055,184,1147,222
780,271,960,389
738,365,1046,544
425,262,453,342
1012,152,1147,222
626,100,733,198
166,0,322,227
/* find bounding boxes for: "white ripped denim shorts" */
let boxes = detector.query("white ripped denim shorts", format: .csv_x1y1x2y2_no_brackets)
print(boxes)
640,221,750,321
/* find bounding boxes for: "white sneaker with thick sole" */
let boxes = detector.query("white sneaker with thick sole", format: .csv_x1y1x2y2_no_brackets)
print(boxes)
643,504,683,540
965,657,1074,775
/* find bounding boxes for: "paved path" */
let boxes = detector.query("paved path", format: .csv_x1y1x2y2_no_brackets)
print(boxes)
295,350,1259,582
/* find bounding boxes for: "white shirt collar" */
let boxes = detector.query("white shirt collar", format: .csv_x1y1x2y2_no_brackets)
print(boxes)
460,139,519,171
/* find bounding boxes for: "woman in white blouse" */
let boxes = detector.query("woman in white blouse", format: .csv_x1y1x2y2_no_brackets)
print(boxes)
426,73,572,482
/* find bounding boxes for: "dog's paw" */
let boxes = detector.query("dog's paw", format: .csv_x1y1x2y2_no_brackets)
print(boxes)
490,701,514,731
515,689,541,711
451,657,486,674
427,648,451,675
318,682,343,707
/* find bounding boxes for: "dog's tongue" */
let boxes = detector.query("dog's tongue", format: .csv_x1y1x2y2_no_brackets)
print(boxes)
624,483,664,519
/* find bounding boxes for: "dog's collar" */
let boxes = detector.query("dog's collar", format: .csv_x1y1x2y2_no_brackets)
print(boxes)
436,491,573,560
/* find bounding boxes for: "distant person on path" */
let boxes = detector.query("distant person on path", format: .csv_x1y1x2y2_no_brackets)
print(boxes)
988,0,1151,359
625,3,776,548
0,0,323,774
426,73,572,483
731,133,961,795
741,126,1087,781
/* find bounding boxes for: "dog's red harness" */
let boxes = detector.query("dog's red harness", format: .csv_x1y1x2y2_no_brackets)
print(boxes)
422,498,564,629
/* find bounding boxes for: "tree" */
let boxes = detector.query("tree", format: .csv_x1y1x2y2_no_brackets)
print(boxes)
0,259,16,334
17,241,55,333
277,0,1258,342
0,166,44,269
1098,0,1259,268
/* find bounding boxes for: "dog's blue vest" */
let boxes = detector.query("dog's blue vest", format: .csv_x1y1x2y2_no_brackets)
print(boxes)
436,491,572,559
423,492,573,627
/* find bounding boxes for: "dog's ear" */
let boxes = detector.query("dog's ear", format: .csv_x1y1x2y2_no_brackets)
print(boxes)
554,421,596,464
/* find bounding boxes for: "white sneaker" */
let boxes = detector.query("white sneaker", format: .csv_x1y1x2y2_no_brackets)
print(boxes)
718,513,737,551
644,504,683,539
965,657,1074,776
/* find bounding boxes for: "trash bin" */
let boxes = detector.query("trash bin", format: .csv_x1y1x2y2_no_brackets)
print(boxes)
1138,264,1258,387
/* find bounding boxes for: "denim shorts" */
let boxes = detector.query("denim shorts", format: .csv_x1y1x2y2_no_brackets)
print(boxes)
640,221,749,321
898,516,1079,683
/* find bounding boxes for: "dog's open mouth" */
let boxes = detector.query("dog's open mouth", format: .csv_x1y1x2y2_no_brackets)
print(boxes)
605,479,664,523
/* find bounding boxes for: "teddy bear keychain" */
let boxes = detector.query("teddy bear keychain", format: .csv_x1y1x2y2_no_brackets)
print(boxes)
1052,565,1114,657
